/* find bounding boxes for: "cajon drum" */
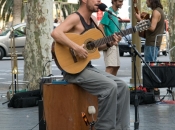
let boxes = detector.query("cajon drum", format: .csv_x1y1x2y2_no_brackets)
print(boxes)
43,83,98,130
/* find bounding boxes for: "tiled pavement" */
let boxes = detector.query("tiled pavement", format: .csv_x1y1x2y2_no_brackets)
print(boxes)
0,54,174,130
0,77,175,130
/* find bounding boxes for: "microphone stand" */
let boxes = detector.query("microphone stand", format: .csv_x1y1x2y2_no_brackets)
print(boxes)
107,14,161,130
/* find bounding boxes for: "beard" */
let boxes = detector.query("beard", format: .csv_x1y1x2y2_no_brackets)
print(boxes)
116,5,122,9
86,4,98,12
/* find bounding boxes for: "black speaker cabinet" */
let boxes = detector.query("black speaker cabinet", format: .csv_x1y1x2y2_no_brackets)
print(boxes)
38,100,46,130
143,65,175,88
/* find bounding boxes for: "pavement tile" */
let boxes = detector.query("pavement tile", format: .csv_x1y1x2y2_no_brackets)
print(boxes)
1,76,175,130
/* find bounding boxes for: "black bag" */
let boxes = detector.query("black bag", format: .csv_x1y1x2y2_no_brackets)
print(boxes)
130,90,155,105
130,90,144,105
143,92,156,104
8,90,41,108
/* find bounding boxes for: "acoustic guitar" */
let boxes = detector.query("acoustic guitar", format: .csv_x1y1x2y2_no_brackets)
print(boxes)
133,0,150,20
53,20,150,74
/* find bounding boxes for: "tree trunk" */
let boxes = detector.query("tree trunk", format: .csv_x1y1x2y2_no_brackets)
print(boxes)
23,0,53,90
12,0,22,25
168,1,175,61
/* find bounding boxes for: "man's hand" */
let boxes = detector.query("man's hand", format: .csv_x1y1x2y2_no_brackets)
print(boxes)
74,44,88,59
135,11,142,22
110,34,122,46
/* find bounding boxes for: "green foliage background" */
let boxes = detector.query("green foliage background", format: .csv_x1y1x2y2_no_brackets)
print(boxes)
0,0,79,23
0,0,169,23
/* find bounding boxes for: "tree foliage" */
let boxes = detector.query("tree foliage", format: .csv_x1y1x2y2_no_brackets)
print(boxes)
0,0,13,22
54,0,79,19
0,0,79,24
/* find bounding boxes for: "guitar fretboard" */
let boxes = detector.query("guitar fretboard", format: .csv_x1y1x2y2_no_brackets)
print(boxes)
94,27,136,47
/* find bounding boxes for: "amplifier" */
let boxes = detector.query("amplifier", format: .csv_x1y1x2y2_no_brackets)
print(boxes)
142,62,175,88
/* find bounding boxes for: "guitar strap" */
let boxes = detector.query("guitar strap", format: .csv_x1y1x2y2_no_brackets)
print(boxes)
74,12,106,67
75,12,95,34
75,12,105,37
90,17,105,37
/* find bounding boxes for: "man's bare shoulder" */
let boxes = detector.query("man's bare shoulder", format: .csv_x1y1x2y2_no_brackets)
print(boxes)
64,13,80,23
56,13,80,32
152,9,161,17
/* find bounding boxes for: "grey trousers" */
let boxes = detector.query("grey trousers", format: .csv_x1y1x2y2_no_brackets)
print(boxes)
63,66,130,130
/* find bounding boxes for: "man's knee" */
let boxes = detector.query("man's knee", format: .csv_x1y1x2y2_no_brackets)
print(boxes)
107,81,118,94
120,80,130,94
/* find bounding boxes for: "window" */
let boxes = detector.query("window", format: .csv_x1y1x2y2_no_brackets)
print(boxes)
14,26,26,37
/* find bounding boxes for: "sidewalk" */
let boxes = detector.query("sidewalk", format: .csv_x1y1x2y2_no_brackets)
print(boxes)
0,76,175,130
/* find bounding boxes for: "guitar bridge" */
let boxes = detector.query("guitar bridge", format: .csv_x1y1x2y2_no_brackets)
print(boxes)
69,48,77,63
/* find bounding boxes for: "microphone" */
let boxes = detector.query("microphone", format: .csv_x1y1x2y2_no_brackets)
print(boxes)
98,3,118,18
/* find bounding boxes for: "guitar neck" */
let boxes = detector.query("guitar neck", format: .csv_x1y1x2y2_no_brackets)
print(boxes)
94,27,136,47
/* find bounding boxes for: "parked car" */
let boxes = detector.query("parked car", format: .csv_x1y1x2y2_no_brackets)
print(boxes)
119,19,145,56
0,23,58,60
118,22,145,56
0,23,26,60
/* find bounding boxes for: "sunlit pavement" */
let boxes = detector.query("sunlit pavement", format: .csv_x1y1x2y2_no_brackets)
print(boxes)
0,75,175,130
0,54,175,130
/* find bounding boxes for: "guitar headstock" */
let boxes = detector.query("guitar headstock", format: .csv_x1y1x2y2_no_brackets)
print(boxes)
135,20,151,32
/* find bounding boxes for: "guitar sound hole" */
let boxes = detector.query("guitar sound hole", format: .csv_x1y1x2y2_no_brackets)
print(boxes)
86,42,95,50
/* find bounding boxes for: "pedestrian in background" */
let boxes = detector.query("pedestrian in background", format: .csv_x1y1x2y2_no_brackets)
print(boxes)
99,0,124,76
135,0,165,95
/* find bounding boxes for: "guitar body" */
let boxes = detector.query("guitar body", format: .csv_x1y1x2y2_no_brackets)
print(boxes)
54,28,103,74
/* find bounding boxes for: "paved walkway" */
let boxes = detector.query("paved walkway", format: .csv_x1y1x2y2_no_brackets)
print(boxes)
0,96,39,130
0,76,175,130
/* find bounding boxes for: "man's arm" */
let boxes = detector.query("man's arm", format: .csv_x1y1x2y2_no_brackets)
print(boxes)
51,13,88,58
135,10,161,32
149,10,161,32
51,13,80,50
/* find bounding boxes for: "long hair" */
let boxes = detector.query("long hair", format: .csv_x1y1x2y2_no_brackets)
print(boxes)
79,0,82,5
150,0,163,10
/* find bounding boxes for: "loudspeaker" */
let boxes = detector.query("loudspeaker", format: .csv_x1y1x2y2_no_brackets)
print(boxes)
143,65,175,88
38,100,46,130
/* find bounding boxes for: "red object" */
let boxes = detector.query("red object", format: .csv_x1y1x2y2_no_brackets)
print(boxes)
137,85,147,92
150,62,156,66
97,10,103,21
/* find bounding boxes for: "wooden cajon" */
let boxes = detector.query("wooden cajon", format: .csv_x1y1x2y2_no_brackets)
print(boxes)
43,83,98,130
